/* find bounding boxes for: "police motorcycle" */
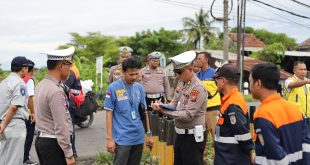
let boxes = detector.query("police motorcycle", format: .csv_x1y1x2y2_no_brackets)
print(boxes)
65,80,99,128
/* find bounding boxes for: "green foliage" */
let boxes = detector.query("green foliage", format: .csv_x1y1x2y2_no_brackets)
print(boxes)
252,43,286,64
230,27,255,33
206,33,223,50
183,8,218,50
253,29,297,50
124,28,188,59
34,67,47,83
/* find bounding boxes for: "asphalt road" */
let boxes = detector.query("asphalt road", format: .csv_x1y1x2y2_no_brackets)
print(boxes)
30,110,107,164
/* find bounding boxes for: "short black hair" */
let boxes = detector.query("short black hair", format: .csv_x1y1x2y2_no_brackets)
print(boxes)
11,66,24,72
28,60,35,72
251,62,279,90
293,61,306,70
197,51,211,61
122,58,142,72
47,60,62,70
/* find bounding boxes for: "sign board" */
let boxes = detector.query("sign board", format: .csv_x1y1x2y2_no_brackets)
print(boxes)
96,56,103,74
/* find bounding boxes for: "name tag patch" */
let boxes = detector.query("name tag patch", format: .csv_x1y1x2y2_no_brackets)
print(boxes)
116,89,128,101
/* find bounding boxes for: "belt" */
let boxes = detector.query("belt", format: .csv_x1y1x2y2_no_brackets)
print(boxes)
146,93,164,99
174,127,206,135
38,131,56,139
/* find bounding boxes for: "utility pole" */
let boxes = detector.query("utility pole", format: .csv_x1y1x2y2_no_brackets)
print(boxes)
223,0,229,63
237,0,242,90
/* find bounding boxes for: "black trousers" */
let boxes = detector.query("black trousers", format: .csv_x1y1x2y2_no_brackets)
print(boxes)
24,119,35,162
114,143,144,165
35,137,66,165
174,133,206,165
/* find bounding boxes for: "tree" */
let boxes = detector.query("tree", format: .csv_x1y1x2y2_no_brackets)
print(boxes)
183,8,218,50
253,29,297,50
122,28,188,59
230,27,254,33
253,43,286,65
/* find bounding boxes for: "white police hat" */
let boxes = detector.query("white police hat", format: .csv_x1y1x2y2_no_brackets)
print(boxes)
170,51,197,69
118,46,133,55
41,47,75,61
148,51,162,59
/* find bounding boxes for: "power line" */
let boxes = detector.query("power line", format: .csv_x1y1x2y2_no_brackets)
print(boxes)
152,0,310,29
291,0,310,8
249,0,310,29
251,0,310,19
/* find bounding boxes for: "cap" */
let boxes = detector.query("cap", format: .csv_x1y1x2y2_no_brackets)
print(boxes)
148,51,162,59
27,59,35,70
41,47,75,61
118,46,133,55
213,63,240,80
170,51,196,69
11,56,28,67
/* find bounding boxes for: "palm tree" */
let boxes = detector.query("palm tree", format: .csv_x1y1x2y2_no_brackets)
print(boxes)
183,8,218,50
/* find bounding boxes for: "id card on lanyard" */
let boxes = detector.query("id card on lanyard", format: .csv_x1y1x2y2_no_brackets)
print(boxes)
122,81,137,120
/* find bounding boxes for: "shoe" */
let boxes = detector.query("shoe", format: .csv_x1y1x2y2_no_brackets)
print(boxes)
73,152,78,159
24,159,38,165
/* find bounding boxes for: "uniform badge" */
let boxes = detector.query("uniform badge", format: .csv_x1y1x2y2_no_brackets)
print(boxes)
20,85,27,96
229,115,236,125
116,89,127,101
190,90,199,102
61,95,68,108
176,85,181,92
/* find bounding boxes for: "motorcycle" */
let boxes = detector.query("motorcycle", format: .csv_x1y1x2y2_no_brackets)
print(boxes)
72,91,99,128
74,112,95,128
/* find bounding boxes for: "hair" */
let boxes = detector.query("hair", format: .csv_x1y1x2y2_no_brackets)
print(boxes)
28,60,35,72
47,60,62,70
197,51,211,61
226,78,239,85
122,58,142,72
251,62,279,90
293,61,306,70
11,66,23,72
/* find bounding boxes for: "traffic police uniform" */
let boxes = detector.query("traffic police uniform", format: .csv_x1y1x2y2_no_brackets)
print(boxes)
254,93,310,165
159,51,207,165
35,47,74,165
284,75,310,117
0,56,29,165
213,65,254,165
108,46,133,84
140,52,171,111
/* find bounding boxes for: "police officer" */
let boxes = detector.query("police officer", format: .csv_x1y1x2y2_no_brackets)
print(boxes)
108,46,133,84
0,56,29,165
213,64,254,165
151,51,207,165
35,47,75,165
140,51,171,111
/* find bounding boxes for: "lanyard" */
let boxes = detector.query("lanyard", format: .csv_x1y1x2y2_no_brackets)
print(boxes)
121,80,134,107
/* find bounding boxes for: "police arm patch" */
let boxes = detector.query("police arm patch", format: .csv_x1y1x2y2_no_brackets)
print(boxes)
20,85,27,96
190,90,199,102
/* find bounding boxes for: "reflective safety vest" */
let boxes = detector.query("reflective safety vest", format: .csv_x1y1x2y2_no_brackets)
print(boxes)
284,76,310,117
201,80,221,110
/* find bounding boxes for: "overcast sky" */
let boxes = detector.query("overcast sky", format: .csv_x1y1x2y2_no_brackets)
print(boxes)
0,0,309,70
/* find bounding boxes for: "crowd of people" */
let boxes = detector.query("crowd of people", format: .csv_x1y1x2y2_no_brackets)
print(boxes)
0,45,310,165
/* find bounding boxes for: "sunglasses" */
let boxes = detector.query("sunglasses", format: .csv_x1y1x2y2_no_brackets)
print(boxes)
173,69,185,75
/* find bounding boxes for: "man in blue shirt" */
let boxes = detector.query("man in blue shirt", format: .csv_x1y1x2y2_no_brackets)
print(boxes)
104,58,151,165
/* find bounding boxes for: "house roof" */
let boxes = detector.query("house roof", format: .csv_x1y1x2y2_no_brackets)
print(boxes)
229,33,266,48
230,58,292,80
297,38,310,50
